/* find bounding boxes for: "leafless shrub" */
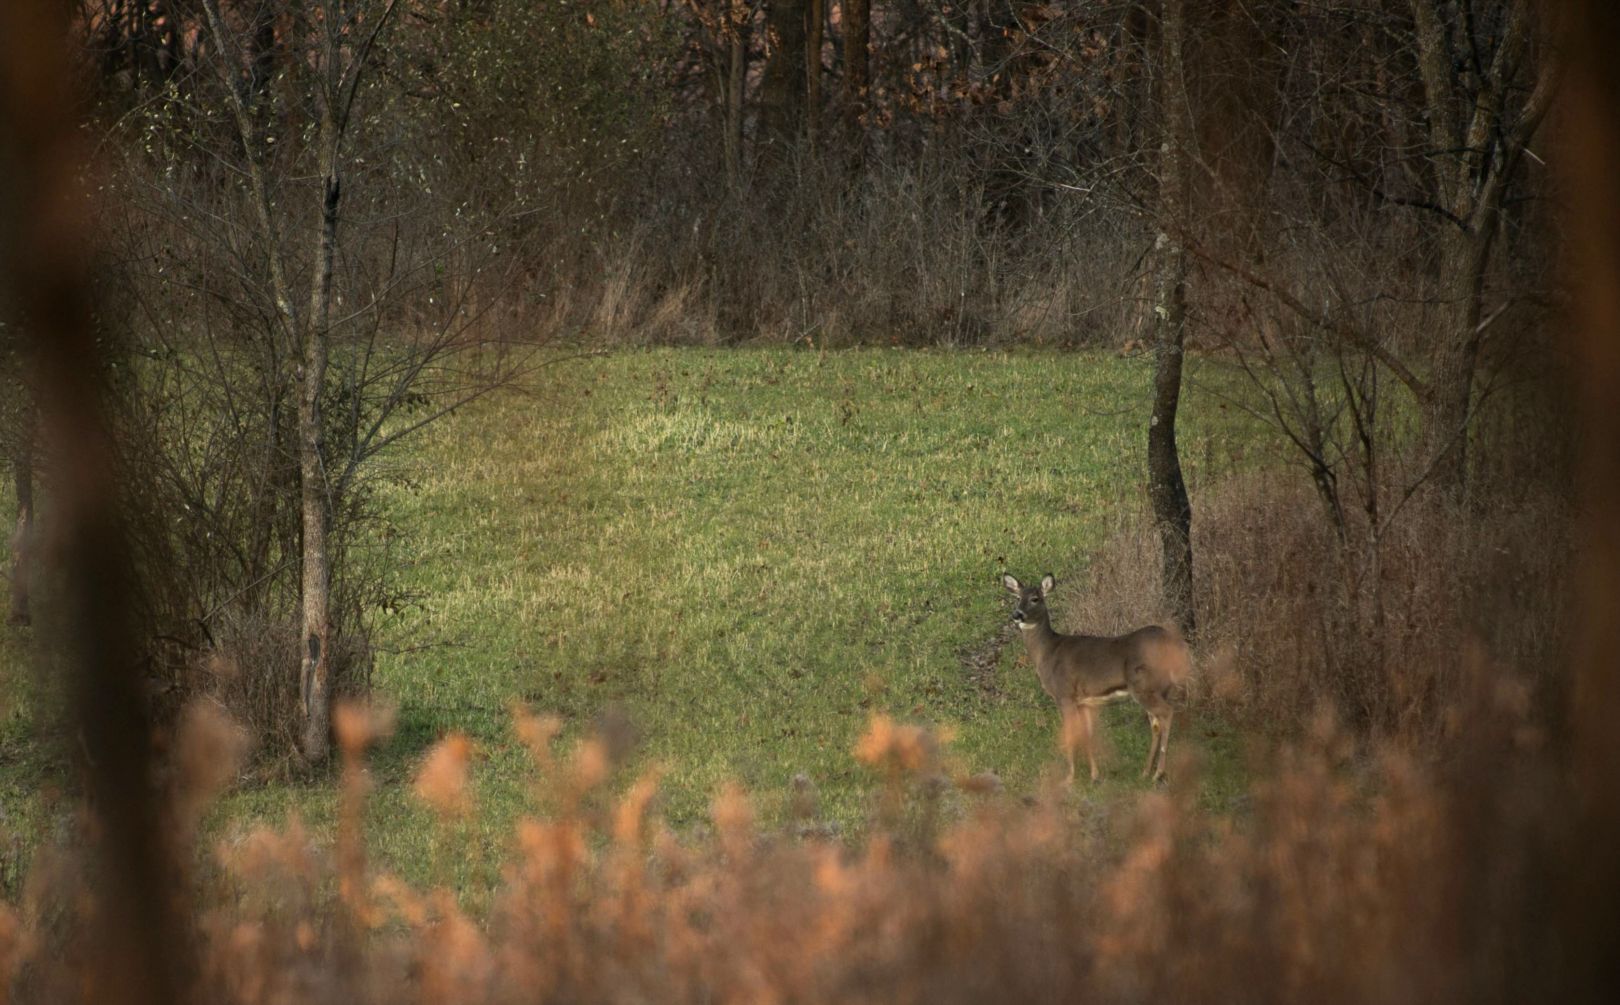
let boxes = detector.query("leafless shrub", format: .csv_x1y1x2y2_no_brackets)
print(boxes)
198,612,372,775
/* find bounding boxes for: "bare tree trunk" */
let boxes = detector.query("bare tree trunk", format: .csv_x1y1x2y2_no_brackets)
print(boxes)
760,0,808,149
7,420,33,626
724,3,747,186
1149,0,1196,637
1408,0,1552,497
806,0,823,146
204,0,396,766
1191,0,1283,260
298,126,340,766
842,0,869,134
203,0,325,761
1149,242,1196,637
1422,217,1496,495
248,0,279,106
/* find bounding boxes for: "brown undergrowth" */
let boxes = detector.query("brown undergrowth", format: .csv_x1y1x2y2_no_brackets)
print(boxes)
0,671,1573,1004
1060,470,1573,750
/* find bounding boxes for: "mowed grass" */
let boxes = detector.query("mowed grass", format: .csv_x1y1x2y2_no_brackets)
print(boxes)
2,347,1261,895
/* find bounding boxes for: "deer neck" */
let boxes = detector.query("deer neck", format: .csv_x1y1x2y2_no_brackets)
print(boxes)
1018,615,1060,671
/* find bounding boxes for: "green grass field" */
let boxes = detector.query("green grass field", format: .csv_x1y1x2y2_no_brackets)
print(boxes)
2,348,1261,894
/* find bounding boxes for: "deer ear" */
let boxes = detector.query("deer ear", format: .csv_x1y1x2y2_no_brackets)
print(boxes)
1040,574,1055,595
1001,573,1022,595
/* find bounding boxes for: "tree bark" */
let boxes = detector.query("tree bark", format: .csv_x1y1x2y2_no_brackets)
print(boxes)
759,0,808,150
842,0,869,134
298,81,342,768
1422,226,1491,495
1149,0,1196,638
202,0,332,764
204,0,397,765
1408,0,1552,497
1190,0,1283,260
806,0,824,146
724,3,747,186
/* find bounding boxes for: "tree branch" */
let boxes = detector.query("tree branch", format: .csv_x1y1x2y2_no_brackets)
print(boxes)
1175,230,1430,400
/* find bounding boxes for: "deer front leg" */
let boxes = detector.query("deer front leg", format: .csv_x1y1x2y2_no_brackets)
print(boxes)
1060,708,1080,786
1154,711,1173,783
1143,715,1161,779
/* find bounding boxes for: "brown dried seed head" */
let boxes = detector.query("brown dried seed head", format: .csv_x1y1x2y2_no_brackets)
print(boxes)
173,700,248,825
334,699,396,756
414,733,475,818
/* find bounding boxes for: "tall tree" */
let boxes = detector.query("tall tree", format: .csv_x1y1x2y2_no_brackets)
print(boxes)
760,0,808,147
1148,0,1196,637
200,0,398,765
726,1,750,182
1175,1,1555,530
1408,0,1556,495
842,0,869,134
81,0,542,763
806,0,824,145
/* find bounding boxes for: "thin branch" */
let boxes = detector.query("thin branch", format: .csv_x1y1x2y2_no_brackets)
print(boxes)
1175,230,1429,399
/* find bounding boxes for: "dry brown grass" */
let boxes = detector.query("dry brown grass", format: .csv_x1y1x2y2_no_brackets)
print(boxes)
0,682,1575,1004
509,153,1146,349
1059,463,1573,751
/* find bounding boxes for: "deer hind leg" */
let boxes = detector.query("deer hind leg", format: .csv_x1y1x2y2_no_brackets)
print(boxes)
1142,714,1162,779
1153,710,1174,783
1060,708,1079,786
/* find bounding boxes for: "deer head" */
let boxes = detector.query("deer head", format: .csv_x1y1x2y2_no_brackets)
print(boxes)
1001,573,1055,629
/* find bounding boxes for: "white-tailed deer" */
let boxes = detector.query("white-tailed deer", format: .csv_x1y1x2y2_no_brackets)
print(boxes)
1002,573,1190,784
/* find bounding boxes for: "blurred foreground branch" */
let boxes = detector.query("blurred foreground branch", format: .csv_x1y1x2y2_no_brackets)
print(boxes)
0,3,185,1002
1564,1,1620,998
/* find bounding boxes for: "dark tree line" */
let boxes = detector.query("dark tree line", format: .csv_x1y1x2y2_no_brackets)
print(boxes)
668,0,1550,630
